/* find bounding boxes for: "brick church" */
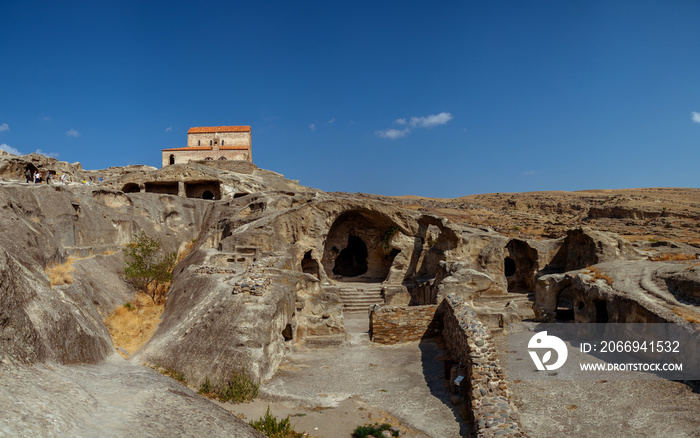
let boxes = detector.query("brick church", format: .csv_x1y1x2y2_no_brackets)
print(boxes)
161,126,252,167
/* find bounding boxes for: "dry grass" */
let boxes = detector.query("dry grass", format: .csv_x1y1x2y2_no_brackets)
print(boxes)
45,257,76,287
104,292,165,356
176,238,197,264
672,306,700,324
585,266,614,286
649,253,698,262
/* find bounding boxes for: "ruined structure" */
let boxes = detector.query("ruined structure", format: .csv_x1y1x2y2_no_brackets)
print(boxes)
161,125,253,167
0,149,698,437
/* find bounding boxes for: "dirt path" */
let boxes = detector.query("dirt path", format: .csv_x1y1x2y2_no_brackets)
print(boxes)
226,314,470,437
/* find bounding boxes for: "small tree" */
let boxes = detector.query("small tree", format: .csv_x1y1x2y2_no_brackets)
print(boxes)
123,232,176,303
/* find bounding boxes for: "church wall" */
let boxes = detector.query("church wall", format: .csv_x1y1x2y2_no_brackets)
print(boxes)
162,149,249,167
186,131,251,148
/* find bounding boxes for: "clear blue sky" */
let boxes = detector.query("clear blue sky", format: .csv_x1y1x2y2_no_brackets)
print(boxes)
1,1,699,197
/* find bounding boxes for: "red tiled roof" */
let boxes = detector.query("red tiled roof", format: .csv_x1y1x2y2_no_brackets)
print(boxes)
162,147,213,151
187,126,251,134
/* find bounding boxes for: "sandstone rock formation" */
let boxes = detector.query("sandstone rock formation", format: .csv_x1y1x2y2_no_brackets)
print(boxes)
0,150,698,437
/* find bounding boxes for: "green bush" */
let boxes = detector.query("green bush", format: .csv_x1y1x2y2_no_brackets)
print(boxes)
198,369,259,403
199,376,213,395
163,368,187,384
381,226,400,253
249,407,304,438
123,232,176,303
353,423,398,438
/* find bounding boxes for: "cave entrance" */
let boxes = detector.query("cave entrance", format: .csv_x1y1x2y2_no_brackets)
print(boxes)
144,181,179,195
322,210,397,282
504,257,516,277
184,181,221,200
169,154,175,165
333,236,368,277
504,239,538,292
282,324,293,341
556,287,575,322
595,300,609,323
122,183,140,193
301,250,320,279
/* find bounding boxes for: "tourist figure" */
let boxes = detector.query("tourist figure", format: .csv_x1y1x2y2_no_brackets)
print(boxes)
45,171,51,184
61,173,66,185
34,171,40,184
25,169,31,183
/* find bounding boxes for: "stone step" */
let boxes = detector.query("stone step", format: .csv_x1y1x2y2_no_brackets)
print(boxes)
339,295,383,301
343,307,374,314
343,298,379,304
337,293,383,300
343,303,381,312
303,334,346,348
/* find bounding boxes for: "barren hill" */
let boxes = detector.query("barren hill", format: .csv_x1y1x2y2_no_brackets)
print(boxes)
377,187,700,245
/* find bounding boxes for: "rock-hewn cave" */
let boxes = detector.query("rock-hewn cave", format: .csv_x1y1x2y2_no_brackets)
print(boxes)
504,239,538,292
301,250,320,279
333,235,368,277
322,210,398,282
144,181,179,195
185,181,221,200
122,183,140,193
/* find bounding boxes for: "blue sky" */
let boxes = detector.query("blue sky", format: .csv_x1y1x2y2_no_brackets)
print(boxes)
1,1,699,197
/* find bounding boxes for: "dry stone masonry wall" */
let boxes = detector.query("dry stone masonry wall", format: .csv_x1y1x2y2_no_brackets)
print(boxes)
194,265,236,275
369,304,439,344
440,295,526,438
232,256,276,296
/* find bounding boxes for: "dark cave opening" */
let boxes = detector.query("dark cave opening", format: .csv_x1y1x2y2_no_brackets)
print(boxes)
595,300,609,323
332,235,368,277
282,324,293,341
301,250,320,279
504,257,516,277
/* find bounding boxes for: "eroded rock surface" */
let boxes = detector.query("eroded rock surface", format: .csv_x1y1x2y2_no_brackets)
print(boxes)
0,152,698,437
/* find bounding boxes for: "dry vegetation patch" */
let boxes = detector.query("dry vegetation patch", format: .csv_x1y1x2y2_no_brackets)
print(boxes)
671,306,700,324
585,266,614,286
104,292,165,357
648,253,698,262
45,257,77,287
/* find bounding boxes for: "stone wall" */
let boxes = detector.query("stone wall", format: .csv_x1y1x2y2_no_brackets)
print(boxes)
440,295,526,437
161,149,250,167
187,131,251,148
369,305,439,344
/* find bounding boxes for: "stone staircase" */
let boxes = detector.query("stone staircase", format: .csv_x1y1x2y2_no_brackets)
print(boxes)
337,283,385,314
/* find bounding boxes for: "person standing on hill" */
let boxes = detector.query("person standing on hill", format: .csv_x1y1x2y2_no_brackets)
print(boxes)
45,171,51,184
25,169,31,183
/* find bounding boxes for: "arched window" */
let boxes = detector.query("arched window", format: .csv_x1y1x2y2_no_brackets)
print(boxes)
198,140,200,146
169,154,175,165
221,140,225,146
218,156,227,160
210,140,212,146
